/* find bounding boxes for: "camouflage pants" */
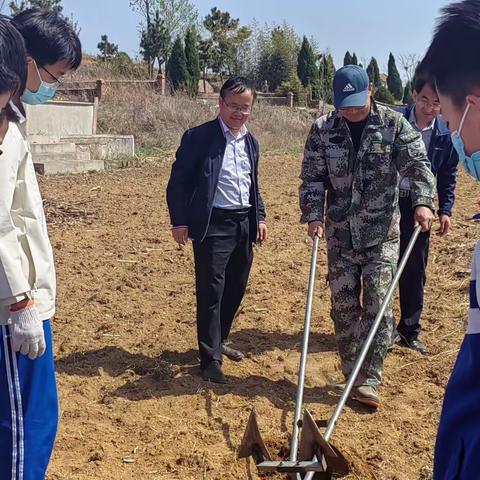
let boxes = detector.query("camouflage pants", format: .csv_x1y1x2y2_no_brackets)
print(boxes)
327,239,399,387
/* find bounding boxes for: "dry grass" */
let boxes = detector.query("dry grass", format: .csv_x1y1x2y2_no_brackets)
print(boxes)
96,84,315,154
41,158,480,480
66,54,149,81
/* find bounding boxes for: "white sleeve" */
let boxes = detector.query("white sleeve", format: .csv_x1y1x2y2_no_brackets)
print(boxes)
0,139,30,300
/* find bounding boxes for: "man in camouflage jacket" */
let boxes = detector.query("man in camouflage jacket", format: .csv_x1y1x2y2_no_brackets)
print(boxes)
299,66,435,409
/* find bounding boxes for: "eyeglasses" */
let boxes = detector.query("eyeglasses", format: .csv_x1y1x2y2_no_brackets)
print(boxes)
40,65,62,85
221,98,251,115
417,98,441,112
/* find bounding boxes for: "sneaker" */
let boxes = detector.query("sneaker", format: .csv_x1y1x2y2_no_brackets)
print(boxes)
351,384,380,409
387,333,401,351
333,382,347,394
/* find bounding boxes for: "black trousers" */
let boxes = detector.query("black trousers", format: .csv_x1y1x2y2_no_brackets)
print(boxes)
397,195,431,341
192,208,253,365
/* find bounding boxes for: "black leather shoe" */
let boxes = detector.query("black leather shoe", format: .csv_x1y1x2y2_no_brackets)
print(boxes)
201,360,227,384
400,337,427,354
221,343,244,362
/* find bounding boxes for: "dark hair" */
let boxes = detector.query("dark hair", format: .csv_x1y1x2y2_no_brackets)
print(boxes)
220,77,257,100
418,0,480,107
0,16,27,122
12,8,81,70
412,69,435,94
0,64,21,96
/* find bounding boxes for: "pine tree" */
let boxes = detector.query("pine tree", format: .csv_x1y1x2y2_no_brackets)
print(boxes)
297,36,317,88
367,57,381,86
280,73,308,106
167,36,189,92
387,52,403,101
374,85,395,104
97,34,119,62
343,51,352,66
403,81,414,105
184,27,200,96
10,0,63,14
318,52,336,104
351,52,358,66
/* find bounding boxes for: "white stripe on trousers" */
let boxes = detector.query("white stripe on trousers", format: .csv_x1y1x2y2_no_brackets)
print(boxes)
11,343,24,480
2,326,18,480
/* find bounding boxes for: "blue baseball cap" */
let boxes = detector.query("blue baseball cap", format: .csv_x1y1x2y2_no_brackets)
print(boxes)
333,65,370,109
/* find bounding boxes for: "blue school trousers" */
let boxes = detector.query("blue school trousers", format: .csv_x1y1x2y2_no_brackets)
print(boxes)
0,321,58,480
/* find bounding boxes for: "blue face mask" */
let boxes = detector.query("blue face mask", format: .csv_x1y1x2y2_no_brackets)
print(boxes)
21,81,58,105
451,103,480,180
21,60,59,105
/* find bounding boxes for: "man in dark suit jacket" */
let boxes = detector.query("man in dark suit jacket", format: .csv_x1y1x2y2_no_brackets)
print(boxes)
394,73,458,354
166,77,267,384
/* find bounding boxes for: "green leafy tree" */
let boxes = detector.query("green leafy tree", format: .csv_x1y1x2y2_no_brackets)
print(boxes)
374,85,395,104
202,7,251,78
387,52,403,101
184,27,200,96
257,22,300,91
140,8,170,76
279,73,307,106
132,0,198,75
403,81,414,105
131,0,154,72
167,36,189,92
110,52,140,77
230,26,252,76
131,0,197,40
199,37,214,92
297,36,317,88
9,0,80,34
366,57,381,87
97,34,118,63
10,0,62,14
343,51,352,66
351,52,358,65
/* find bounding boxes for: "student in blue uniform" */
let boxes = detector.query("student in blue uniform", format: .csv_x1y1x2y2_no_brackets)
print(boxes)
419,1,480,478
0,10,81,480
0,17,58,480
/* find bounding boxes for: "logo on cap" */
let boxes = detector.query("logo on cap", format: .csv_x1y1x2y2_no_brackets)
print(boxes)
343,83,356,93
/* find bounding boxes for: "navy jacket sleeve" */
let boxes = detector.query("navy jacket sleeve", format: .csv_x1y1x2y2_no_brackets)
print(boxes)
437,147,459,217
166,129,199,227
253,137,266,222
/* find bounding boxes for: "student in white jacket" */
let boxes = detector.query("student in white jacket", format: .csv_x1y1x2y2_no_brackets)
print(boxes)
0,11,80,480
0,19,58,480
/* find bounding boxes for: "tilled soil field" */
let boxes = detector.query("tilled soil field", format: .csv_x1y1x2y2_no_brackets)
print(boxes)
40,154,478,480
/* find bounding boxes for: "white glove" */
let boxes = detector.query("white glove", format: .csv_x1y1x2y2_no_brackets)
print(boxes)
10,304,46,360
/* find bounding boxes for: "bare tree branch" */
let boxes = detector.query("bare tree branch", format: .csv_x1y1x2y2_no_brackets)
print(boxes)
398,53,421,83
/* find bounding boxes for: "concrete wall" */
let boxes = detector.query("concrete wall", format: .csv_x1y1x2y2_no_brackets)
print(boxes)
25,101,95,137
25,100,135,175
61,135,135,160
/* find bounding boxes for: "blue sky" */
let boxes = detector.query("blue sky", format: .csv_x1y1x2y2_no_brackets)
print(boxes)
21,0,452,74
